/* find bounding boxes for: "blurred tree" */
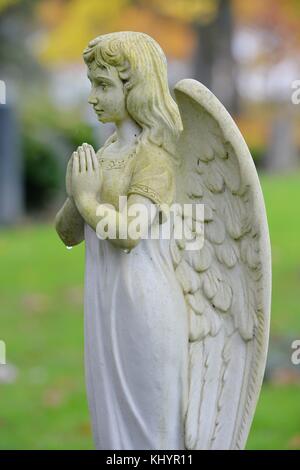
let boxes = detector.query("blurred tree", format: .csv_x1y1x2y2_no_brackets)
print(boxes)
233,0,300,171
265,109,298,173
0,0,45,84
193,0,239,113
0,0,42,223
0,0,18,12
233,0,300,44
0,105,23,224
142,0,239,113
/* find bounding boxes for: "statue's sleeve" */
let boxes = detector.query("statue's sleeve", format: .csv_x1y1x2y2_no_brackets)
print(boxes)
127,144,175,208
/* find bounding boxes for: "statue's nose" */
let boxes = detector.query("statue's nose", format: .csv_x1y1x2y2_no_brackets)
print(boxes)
88,93,97,105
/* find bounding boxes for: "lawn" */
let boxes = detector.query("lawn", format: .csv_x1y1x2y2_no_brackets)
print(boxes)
0,171,299,449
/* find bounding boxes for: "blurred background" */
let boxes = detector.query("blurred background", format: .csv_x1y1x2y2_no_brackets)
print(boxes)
0,0,299,449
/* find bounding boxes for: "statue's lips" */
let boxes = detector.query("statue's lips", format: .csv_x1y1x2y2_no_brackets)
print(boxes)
94,108,104,114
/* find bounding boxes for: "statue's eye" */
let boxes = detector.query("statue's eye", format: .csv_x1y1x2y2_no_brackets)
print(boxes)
101,83,107,91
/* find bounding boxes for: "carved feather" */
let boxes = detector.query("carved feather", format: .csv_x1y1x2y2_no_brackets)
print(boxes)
172,79,271,450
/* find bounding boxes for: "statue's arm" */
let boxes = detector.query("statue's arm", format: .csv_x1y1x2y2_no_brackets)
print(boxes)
55,197,84,246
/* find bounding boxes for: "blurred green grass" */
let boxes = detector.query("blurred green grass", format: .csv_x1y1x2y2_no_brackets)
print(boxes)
0,224,91,449
0,171,299,449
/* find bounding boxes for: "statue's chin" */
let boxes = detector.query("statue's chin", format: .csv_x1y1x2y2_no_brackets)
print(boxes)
97,115,111,124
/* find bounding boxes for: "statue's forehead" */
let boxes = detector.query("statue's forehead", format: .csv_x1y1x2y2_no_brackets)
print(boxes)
88,61,117,79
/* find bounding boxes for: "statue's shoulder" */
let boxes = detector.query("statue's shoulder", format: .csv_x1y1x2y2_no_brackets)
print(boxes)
134,140,175,173
128,140,175,206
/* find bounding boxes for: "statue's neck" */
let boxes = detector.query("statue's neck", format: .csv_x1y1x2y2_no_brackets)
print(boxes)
114,116,141,149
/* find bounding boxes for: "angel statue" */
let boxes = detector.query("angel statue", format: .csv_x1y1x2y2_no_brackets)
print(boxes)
55,31,271,450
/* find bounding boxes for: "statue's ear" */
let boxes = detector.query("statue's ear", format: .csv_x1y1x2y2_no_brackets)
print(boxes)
122,80,134,105
118,60,131,81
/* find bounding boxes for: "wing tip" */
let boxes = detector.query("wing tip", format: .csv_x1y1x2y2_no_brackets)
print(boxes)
174,78,214,104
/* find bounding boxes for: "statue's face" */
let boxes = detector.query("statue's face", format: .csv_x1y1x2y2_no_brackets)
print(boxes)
87,62,128,124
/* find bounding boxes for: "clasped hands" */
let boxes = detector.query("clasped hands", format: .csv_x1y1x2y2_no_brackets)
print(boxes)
66,143,103,212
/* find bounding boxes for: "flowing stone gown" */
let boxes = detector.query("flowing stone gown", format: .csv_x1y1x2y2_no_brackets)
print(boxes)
83,140,189,450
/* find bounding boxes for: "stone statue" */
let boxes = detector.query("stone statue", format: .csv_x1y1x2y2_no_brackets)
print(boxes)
55,32,271,450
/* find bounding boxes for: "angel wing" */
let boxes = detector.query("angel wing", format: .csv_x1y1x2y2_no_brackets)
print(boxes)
171,79,271,450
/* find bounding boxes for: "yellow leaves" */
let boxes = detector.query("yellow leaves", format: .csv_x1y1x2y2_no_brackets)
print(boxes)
36,0,69,29
117,5,195,59
146,0,219,25
0,0,19,12
38,0,130,64
38,0,196,64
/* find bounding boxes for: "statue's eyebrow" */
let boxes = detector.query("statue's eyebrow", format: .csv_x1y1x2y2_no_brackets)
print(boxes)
87,73,114,85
